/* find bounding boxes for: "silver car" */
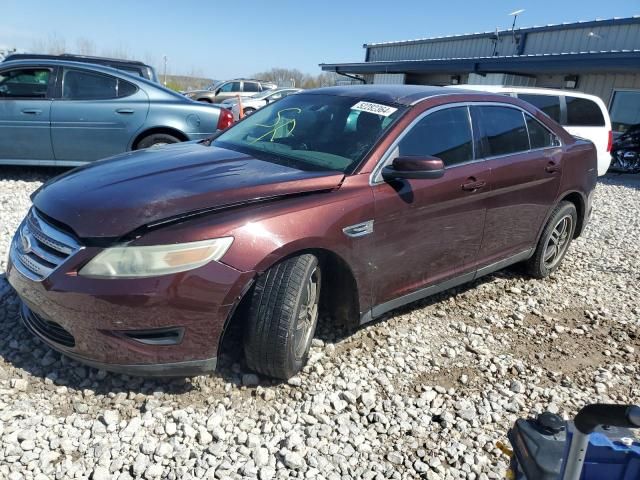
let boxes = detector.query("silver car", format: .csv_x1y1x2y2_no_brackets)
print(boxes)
221,88,302,120
0,59,232,166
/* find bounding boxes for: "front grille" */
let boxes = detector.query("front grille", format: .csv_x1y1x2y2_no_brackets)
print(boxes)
10,209,81,281
21,305,76,348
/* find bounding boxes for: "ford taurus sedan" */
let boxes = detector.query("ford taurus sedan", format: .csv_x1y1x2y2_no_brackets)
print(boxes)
7,85,597,379
0,59,233,166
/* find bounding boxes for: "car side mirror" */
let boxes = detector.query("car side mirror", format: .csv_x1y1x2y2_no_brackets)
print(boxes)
382,155,445,181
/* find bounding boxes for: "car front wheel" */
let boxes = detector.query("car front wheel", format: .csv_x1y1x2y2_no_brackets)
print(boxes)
244,254,321,379
525,201,577,278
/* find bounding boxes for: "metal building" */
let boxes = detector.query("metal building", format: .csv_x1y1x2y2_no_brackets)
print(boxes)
321,16,640,133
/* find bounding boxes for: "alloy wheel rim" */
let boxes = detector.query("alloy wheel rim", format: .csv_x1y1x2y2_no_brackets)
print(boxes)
543,215,573,269
294,267,320,359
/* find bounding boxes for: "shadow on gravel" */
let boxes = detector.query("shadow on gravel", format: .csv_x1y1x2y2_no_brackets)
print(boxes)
0,260,528,393
602,172,640,190
0,165,69,183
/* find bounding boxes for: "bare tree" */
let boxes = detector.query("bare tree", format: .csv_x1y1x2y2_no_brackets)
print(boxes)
253,68,337,89
75,37,96,56
31,33,66,54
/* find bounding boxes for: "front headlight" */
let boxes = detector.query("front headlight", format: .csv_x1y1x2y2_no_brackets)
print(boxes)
79,237,233,278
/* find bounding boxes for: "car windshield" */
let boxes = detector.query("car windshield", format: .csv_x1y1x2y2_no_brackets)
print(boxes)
213,93,405,173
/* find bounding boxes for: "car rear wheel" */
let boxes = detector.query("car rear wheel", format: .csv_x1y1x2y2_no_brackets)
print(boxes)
135,133,181,150
244,254,321,379
525,201,577,279
243,107,256,116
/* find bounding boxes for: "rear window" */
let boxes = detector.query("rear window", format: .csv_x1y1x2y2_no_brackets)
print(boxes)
518,94,561,123
565,96,605,127
477,106,529,157
63,69,118,100
526,114,560,149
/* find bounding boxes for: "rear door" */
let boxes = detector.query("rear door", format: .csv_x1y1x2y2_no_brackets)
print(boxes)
0,66,55,162
371,105,488,308
473,105,563,268
50,68,148,163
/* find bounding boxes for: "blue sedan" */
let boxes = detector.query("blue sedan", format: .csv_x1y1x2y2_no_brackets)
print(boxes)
0,59,232,166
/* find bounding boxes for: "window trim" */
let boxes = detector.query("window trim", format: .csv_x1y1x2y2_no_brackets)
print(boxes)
370,101,563,185
0,66,56,100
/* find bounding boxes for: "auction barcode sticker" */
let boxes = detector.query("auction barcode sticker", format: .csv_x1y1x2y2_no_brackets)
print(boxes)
351,101,397,117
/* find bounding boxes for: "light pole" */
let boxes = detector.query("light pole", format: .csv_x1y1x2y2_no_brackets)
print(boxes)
163,55,168,86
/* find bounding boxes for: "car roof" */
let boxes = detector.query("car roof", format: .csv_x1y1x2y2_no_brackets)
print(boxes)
446,84,606,104
1,58,149,81
305,84,487,106
3,53,151,68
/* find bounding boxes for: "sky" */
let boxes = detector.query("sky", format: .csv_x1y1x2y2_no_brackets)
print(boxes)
1,0,639,80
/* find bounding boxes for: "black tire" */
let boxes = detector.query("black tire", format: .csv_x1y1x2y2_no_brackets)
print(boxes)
525,201,577,279
244,254,321,379
243,107,256,116
135,133,181,150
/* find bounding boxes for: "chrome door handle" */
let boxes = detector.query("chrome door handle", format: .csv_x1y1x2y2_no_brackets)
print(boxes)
115,108,135,114
21,109,42,115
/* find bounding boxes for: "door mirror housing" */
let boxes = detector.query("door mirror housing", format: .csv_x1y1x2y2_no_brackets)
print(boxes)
382,155,445,181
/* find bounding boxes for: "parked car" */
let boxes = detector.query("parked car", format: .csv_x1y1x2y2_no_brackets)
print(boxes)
221,88,302,119
447,85,612,176
183,78,276,103
3,53,159,82
610,123,640,173
7,85,597,379
0,59,234,166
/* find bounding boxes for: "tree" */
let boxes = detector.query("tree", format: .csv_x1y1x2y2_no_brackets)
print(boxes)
76,37,96,56
253,68,337,89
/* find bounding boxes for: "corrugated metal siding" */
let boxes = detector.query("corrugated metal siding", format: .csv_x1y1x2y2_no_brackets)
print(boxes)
372,73,406,84
365,21,640,61
367,36,519,61
524,23,640,54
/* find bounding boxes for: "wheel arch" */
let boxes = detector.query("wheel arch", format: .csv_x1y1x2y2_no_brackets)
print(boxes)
131,126,189,150
558,191,586,238
217,246,362,357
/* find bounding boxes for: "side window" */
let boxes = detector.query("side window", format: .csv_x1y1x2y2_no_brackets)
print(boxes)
518,94,561,123
62,69,118,100
117,80,138,98
0,68,51,98
398,107,474,167
477,106,529,156
219,81,241,93
243,82,260,92
565,96,605,127
525,114,560,149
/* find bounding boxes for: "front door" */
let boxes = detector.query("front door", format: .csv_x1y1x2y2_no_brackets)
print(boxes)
472,105,563,267
0,66,54,162
370,106,489,311
51,68,148,163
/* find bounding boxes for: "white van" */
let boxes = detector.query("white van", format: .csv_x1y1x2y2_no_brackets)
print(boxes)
447,85,612,176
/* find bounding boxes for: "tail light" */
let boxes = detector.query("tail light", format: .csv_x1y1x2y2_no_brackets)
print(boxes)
607,130,613,152
216,108,234,130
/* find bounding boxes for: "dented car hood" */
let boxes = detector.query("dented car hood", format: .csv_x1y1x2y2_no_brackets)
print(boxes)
32,142,344,239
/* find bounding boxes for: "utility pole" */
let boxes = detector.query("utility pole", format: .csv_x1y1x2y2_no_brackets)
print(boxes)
163,55,168,86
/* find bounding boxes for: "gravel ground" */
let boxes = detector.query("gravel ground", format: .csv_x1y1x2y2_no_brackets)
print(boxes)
0,166,639,480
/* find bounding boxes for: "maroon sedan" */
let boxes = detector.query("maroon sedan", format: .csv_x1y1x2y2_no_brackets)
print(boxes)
7,85,597,379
